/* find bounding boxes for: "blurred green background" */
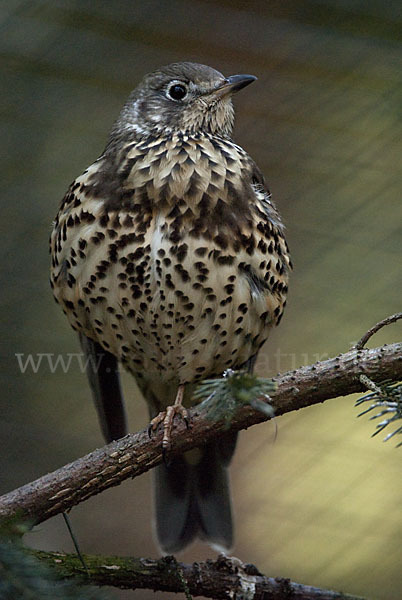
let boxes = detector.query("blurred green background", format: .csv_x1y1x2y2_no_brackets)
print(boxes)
1,1,401,598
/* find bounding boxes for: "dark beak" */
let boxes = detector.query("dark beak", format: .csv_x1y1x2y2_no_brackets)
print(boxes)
211,74,257,98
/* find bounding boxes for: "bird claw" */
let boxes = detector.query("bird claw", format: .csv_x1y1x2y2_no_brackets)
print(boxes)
148,401,189,460
148,411,167,438
148,384,188,460
162,413,191,464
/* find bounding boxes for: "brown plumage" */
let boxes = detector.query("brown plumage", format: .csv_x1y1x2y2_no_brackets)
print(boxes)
50,62,291,553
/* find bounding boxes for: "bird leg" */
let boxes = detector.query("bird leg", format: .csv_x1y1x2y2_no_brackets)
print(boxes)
148,384,189,454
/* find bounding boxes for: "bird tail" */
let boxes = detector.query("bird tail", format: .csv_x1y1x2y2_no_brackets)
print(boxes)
153,431,237,554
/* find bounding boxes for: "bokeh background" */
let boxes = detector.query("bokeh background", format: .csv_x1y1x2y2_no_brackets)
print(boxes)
1,1,401,598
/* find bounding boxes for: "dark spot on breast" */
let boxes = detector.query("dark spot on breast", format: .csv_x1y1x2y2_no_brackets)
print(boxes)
131,286,142,299
176,243,188,262
217,255,235,266
123,214,133,227
214,234,228,250
99,214,109,227
105,228,116,240
165,275,175,289
80,210,95,223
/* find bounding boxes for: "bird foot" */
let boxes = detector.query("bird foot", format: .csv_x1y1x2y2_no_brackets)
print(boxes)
148,385,190,459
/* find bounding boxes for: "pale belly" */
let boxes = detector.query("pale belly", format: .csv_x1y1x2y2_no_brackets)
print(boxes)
53,221,278,386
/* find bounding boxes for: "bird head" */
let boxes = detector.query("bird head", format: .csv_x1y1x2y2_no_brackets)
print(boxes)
113,62,256,140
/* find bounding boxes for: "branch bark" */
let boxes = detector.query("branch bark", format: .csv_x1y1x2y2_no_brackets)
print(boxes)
33,550,367,600
0,342,401,525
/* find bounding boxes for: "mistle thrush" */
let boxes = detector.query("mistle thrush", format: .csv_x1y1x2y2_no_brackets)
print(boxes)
50,62,291,553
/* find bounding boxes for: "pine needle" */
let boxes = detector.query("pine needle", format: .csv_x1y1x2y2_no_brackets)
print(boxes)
356,380,402,447
194,369,276,428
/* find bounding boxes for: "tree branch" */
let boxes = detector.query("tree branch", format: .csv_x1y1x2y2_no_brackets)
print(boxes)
352,312,402,350
0,342,401,525
32,550,367,600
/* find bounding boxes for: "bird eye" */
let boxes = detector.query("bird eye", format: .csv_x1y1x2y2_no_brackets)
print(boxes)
167,83,188,101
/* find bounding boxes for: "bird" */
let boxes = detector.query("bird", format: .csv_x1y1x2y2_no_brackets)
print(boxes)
50,62,291,554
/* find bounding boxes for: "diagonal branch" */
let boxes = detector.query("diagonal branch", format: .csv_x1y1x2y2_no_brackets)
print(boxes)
33,549,367,600
0,342,401,525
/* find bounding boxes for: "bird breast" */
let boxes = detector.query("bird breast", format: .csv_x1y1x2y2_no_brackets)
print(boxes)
50,133,290,385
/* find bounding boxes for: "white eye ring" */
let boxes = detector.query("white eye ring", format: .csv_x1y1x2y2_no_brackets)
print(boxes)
166,81,188,101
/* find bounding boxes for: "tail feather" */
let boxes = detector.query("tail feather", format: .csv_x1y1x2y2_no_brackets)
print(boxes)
154,434,237,553
195,441,233,551
153,455,197,553
79,333,127,443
